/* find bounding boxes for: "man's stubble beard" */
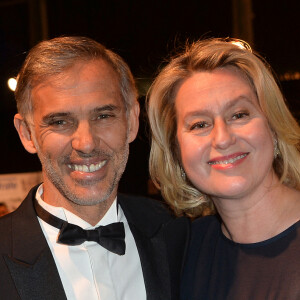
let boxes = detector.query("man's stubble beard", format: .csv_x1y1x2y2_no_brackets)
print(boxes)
33,135,130,207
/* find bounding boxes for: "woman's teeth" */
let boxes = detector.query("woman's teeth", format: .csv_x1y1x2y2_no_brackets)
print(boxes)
208,153,247,165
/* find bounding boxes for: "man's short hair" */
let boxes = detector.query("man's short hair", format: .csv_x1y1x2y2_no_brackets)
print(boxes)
15,36,138,119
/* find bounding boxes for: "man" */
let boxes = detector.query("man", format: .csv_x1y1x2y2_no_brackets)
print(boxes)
0,36,189,300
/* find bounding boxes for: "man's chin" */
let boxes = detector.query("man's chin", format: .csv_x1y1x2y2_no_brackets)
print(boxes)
71,176,105,187
68,197,107,207
60,183,116,206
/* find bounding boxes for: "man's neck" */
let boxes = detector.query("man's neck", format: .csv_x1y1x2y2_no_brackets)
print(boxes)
41,184,116,226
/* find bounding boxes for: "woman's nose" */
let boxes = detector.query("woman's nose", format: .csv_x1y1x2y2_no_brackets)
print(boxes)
211,119,236,149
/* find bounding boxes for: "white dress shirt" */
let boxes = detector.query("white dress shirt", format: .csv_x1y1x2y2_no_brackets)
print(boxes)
36,185,146,300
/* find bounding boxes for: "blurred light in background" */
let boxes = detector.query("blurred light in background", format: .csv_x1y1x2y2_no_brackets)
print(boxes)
280,72,300,81
7,78,17,92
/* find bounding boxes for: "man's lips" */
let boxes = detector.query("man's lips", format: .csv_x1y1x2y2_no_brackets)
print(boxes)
67,160,107,173
208,153,249,165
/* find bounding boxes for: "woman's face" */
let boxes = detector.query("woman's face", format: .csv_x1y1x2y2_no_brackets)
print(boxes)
175,67,275,202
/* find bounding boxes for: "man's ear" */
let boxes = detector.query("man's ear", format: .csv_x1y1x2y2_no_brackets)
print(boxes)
128,101,140,143
14,113,38,154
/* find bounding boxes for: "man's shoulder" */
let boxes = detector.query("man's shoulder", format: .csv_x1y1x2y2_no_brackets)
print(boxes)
0,200,22,228
0,185,38,244
0,209,18,253
118,193,189,234
0,211,12,231
118,193,173,217
0,184,38,218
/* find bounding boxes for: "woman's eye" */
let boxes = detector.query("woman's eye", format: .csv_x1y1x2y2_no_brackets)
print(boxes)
232,112,249,120
190,121,208,130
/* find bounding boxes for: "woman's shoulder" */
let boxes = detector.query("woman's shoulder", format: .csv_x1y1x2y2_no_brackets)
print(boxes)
185,215,222,270
190,214,221,242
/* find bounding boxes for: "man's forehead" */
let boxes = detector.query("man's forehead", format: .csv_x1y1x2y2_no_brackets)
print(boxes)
33,59,120,91
43,104,122,117
31,63,122,107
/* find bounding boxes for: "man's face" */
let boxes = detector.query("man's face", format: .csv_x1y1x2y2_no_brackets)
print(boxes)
16,59,139,208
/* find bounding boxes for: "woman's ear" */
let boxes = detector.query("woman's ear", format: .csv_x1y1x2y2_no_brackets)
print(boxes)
14,113,38,154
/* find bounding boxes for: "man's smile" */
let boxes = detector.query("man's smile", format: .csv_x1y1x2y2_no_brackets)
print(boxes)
67,160,107,173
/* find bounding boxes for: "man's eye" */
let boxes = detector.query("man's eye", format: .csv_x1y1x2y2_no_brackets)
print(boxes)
190,121,208,130
232,112,249,120
97,114,111,119
49,120,67,126
95,114,115,120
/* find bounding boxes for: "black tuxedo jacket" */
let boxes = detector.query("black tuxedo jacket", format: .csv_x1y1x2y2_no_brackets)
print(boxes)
0,185,189,300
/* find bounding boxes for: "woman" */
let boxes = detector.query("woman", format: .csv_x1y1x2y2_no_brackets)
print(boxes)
147,38,300,299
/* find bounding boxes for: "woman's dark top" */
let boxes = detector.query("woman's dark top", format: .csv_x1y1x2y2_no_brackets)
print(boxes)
181,215,300,300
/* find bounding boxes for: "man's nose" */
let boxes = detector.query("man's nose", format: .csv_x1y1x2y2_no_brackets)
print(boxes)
71,121,97,153
211,119,236,149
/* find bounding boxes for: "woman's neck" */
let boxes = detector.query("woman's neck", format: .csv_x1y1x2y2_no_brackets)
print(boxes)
214,183,300,244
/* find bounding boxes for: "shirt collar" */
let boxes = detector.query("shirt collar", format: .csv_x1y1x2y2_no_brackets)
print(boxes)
36,184,119,230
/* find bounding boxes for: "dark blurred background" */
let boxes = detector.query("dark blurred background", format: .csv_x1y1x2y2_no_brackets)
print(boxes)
0,0,299,197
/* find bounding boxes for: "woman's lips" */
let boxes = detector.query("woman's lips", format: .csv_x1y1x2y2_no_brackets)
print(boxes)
208,152,249,168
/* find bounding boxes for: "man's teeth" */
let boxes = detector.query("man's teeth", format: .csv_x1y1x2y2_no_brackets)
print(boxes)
68,161,106,173
209,154,247,165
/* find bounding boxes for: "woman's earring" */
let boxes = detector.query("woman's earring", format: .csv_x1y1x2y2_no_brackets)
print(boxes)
274,139,280,159
180,166,186,180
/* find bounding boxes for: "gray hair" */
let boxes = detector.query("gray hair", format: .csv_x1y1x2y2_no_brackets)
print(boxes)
15,36,138,119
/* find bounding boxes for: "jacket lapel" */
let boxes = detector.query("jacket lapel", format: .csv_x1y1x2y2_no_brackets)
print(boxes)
3,185,67,300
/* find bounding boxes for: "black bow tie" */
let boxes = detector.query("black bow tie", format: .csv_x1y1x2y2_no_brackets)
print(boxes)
34,200,126,255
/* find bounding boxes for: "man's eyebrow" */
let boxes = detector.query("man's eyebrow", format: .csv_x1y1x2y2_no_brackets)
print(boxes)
41,105,121,123
92,105,119,113
42,112,71,122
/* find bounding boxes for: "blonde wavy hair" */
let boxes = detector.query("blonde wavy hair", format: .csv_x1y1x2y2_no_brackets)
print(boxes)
147,38,300,217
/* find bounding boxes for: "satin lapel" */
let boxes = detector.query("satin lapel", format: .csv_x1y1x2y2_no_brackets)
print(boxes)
3,185,67,300
118,194,173,300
